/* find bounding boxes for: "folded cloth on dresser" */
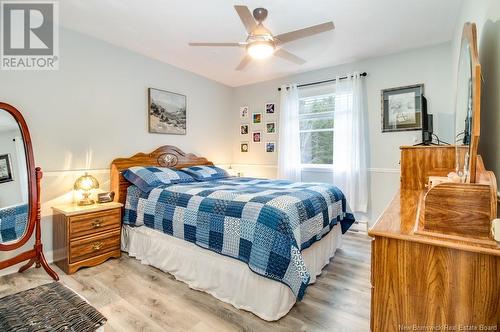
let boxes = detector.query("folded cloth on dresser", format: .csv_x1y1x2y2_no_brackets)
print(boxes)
0,203,28,242
123,177,355,300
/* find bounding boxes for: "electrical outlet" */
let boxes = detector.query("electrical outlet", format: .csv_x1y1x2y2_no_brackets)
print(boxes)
492,219,500,242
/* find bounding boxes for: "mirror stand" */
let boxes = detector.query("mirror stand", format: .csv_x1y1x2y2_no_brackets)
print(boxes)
0,169,58,280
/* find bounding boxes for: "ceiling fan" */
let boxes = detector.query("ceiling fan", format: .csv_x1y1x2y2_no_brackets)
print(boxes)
188,5,335,71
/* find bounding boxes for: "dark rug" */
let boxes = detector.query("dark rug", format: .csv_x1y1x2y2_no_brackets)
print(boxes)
0,282,106,332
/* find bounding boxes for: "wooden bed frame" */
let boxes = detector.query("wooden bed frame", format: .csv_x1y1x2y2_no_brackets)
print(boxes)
110,145,214,205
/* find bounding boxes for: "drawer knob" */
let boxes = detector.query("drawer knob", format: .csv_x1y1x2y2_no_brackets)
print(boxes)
91,220,102,228
92,241,104,251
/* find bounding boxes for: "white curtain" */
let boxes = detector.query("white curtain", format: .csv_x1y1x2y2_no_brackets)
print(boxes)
277,84,301,181
14,136,28,203
333,72,368,213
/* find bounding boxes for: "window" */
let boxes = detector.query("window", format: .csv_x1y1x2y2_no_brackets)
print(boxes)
299,92,334,165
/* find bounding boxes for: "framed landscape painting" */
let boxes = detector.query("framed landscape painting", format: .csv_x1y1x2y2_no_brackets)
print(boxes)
148,88,187,135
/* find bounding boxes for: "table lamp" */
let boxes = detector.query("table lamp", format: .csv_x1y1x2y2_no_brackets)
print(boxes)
74,172,99,206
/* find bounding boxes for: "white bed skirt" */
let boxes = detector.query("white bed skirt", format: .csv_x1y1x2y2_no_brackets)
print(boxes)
121,224,342,321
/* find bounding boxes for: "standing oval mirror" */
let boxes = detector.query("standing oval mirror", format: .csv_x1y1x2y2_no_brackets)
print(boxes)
0,109,29,244
0,103,56,279
454,22,481,183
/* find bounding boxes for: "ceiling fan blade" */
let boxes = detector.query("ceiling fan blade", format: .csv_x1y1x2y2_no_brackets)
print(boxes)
274,48,306,65
234,5,257,34
274,22,335,44
235,55,251,71
189,42,241,47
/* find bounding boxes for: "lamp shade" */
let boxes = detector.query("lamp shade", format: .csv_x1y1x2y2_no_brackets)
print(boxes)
247,41,275,59
74,173,99,191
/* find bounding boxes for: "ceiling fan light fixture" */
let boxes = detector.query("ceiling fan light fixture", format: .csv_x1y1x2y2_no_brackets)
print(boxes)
247,41,275,59
188,6,335,70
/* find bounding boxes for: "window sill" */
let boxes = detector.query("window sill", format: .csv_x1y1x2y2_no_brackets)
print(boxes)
300,164,334,172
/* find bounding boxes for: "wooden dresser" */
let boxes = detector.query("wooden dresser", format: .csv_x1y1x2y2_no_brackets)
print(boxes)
52,202,123,274
368,146,500,331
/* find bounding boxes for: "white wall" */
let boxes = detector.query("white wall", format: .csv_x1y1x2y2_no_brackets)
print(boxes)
0,28,233,272
231,42,454,224
0,130,22,206
452,0,500,204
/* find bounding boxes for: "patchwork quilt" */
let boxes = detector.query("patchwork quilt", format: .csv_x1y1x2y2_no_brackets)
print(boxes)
123,177,355,300
0,204,28,242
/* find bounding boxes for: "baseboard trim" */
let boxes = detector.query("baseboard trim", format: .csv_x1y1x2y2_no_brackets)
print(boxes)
349,219,369,233
368,168,400,174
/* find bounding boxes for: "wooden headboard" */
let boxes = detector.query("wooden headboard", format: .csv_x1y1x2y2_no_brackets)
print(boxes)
110,145,214,205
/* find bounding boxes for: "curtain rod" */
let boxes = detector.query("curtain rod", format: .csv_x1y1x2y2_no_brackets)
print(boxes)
278,72,367,91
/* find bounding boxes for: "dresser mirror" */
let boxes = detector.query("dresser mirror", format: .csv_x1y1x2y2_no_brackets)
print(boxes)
0,109,29,244
0,102,58,280
454,22,480,183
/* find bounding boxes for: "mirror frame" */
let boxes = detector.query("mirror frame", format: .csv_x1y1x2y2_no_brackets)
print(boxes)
459,22,481,183
0,102,37,250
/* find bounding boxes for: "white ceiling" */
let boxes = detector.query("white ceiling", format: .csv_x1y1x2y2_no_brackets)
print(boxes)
59,0,463,87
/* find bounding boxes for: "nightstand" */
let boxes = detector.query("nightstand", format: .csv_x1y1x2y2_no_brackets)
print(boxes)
52,202,123,274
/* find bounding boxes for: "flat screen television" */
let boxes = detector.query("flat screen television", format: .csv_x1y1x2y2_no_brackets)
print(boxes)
421,95,433,145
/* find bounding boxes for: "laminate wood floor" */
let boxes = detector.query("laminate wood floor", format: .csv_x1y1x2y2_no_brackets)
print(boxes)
0,231,371,332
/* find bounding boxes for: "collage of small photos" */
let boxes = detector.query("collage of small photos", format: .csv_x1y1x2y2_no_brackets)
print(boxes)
239,103,276,154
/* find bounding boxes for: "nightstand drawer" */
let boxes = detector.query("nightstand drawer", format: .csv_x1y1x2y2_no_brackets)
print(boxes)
69,209,121,239
69,230,121,263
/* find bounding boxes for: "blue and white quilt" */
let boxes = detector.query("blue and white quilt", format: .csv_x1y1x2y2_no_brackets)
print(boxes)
0,204,28,242
123,177,355,300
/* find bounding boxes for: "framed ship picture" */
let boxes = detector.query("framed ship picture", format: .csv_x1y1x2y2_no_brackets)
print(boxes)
0,154,13,183
381,84,424,132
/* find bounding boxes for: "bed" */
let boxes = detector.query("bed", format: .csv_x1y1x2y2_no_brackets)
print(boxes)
111,146,355,321
0,203,28,243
